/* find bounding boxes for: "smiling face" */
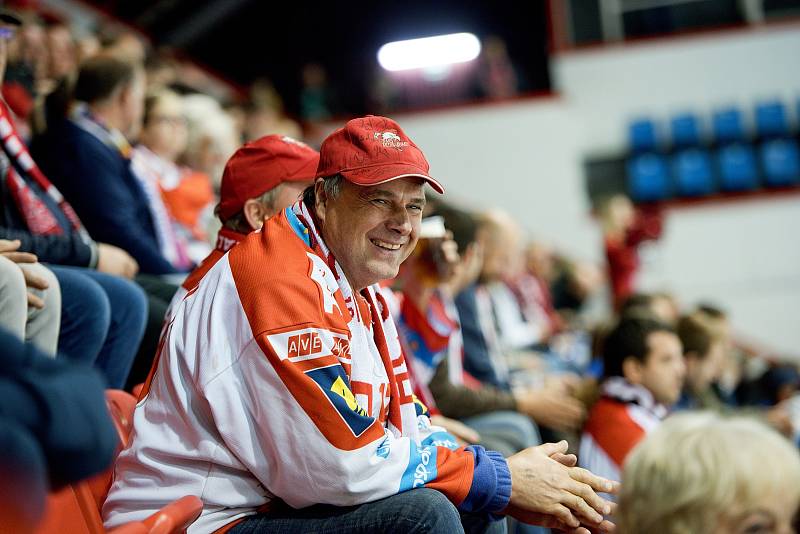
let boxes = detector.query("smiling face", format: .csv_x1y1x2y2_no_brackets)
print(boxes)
314,177,426,291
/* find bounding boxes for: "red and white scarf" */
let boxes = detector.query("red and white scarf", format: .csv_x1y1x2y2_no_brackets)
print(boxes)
291,200,421,441
1,101,90,241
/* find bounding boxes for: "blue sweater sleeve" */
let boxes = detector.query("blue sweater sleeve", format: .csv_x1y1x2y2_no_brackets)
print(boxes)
459,445,512,517
0,328,118,488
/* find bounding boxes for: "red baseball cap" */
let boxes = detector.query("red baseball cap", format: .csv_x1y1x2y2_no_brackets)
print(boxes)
316,115,444,194
217,135,319,220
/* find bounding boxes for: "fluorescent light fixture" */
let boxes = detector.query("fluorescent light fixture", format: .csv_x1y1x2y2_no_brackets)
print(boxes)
378,33,481,72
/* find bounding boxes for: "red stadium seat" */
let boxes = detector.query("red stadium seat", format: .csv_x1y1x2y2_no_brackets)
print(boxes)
32,390,203,534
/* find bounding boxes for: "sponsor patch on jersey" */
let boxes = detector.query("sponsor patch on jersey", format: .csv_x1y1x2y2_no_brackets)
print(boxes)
375,437,391,459
266,327,350,363
399,443,438,492
422,431,459,451
306,365,374,437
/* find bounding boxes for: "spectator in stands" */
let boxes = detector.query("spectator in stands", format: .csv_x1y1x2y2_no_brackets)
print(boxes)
475,36,519,100
299,62,338,122
0,238,59,355
674,312,726,410
619,291,679,326
512,240,563,339
0,327,117,532
695,303,741,400
164,134,318,321
617,412,800,534
674,311,795,436
393,209,541,460
453,210,586,437
34,54,186,276
182,92,238,192
133,88,212,266
100,29,146,63
244,77,303,142
598,195,662,310
105,116,617,534
45,21,76,82
455,210,525,387
579,316,685,486
0,19,147,387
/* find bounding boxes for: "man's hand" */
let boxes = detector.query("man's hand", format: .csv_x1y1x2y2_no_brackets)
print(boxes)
1,240,49,308
96,243,139,279
429,415,481,446
505,441,618,533
514,386,586,433
0,239,37,264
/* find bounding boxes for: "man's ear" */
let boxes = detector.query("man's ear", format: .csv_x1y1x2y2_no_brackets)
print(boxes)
313,178,327,223
243,198,266,231
622,356,644,385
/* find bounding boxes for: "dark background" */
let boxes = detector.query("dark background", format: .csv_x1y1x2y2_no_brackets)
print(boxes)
87,0,552,115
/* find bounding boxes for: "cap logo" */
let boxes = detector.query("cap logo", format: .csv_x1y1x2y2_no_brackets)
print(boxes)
374,130,409,151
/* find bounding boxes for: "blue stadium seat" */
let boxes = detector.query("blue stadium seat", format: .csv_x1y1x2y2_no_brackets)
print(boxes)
712,107,746,144
627,153,670,202
755,101,790,139
672,149,714,197
760,139,800,186
629,118,658,152
670,113,701,149
717,143,758,191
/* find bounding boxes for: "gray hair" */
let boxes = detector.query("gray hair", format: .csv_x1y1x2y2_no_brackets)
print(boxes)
302,175,343,208
219,186,281,232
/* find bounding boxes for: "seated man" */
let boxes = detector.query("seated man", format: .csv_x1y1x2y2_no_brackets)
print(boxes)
34,54,182,276
164,134,318,319
104,116,616,533
579,316,685,485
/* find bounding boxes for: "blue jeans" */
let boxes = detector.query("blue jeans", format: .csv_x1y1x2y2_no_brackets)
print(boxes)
50,266,147,388
230,488,505,534
461,413,547,534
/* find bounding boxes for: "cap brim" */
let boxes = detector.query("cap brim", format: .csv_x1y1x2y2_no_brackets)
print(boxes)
284,156,320,183
340,164,444,194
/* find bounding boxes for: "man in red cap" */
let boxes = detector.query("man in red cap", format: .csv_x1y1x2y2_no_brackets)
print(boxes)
164,134,318,319
105,116,616,534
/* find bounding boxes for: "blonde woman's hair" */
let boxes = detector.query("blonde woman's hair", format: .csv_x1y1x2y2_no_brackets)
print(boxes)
617,411,800,534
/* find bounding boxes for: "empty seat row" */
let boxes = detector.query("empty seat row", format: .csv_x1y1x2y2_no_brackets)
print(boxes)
629,100,800,152
628,140,800,202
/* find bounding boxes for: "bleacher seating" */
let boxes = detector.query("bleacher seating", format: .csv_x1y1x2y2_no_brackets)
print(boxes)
624,98,800,201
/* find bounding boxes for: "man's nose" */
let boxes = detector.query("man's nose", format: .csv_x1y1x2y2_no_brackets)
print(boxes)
387,207,412,235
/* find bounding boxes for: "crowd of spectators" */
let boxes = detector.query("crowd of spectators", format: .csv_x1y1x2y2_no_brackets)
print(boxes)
0,3,798,534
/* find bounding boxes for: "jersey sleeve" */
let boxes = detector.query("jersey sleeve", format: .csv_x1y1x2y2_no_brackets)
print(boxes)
200,321,511,515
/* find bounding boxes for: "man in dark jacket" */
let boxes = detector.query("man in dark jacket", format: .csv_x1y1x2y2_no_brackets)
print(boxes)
34,54,182,276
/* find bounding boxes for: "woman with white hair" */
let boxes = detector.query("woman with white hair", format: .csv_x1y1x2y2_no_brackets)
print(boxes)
617,411,800,533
